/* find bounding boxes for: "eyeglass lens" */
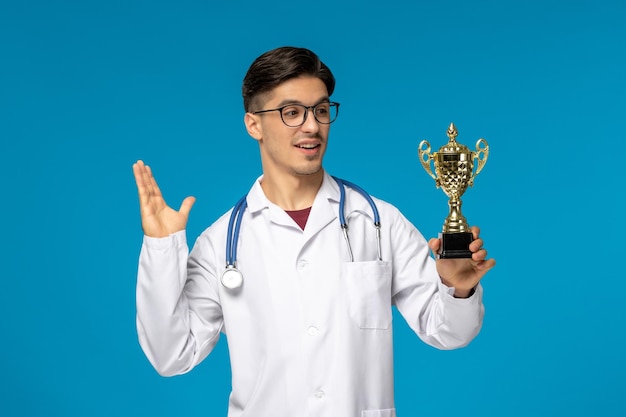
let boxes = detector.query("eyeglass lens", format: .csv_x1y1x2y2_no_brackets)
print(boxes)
281,103,338,127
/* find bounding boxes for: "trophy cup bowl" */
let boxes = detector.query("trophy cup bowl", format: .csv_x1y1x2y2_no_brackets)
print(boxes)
418,123,489,258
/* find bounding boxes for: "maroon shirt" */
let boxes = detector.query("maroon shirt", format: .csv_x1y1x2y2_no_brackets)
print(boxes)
285,207,312,230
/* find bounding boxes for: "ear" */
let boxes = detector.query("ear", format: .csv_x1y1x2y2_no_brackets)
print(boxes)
244,112,263,141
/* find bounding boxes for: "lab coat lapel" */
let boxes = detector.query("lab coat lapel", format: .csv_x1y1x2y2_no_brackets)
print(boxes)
245,176,296,228
246,175,334,231
246,173,341,236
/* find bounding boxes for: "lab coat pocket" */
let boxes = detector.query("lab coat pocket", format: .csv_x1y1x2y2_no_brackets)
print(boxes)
342,261,392,330
362,408,397,417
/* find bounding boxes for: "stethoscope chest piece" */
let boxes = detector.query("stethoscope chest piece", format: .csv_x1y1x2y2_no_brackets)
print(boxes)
221,266,243,289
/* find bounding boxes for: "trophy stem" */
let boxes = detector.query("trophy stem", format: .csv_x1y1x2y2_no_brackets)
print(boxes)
443,196,469,233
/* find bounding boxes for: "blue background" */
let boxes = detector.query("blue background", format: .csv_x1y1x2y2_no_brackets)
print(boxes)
1,0,624,416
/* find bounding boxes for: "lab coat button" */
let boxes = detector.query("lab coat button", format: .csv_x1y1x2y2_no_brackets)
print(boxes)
307,326,319,336
299,260,308,268
315,390,325,398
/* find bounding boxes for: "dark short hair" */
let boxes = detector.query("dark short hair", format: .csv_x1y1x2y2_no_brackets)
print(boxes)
242,46,336,112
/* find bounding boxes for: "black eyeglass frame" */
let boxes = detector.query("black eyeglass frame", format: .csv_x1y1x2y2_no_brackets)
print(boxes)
252,102,340,127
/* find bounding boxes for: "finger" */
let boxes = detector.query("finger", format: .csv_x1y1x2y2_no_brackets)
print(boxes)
145,164,164,199
469,238,484,253
135,161,153,196
470,225,481,240
475,257,496,271
472,247,488,262
133,161,152,205
179,196,196,217
143,165,152,194
428,237,440,254
133,160,146,188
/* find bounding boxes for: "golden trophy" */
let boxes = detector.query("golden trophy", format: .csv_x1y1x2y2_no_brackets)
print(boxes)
418,123,489,258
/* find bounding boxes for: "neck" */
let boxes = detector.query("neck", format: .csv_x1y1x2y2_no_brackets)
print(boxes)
260,170,324,211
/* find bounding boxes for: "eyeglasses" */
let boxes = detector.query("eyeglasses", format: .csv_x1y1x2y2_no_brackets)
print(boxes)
253,102,340,127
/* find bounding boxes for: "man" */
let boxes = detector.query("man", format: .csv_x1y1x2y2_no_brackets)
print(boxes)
133,46,495,417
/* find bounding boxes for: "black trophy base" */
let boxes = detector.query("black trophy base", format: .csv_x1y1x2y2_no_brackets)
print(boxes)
438,232,473,259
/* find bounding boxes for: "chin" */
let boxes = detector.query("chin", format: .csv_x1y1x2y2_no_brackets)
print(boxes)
293,165,323,177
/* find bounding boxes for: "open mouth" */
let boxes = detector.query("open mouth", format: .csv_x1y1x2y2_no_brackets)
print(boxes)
296,144,320,150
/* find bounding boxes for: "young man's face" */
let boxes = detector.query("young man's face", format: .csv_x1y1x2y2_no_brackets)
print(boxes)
245,76,331,180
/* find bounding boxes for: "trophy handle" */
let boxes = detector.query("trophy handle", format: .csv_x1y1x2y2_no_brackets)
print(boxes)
418,140,437,181
472,138,489,182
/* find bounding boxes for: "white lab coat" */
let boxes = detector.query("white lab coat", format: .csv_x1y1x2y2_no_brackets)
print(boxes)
136,171,484,417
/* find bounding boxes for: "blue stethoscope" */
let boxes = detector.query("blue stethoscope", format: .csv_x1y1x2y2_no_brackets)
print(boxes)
220,177,382,289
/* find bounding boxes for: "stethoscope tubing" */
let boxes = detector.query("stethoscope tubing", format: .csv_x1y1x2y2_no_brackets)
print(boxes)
222,178,382,289
332,176,382,262
225,195,248,268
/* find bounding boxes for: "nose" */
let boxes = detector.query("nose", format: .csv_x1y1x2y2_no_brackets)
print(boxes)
300,107,321,132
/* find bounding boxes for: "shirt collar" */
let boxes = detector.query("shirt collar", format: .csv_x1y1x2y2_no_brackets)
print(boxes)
245,170,341,214
244,171,374,228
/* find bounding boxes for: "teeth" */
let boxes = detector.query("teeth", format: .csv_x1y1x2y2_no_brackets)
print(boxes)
298,144,318,149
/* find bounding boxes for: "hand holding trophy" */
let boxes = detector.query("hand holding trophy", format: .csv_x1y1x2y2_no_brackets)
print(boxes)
418,123,489,259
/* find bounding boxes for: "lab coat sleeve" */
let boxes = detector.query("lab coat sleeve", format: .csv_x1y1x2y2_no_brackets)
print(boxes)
136,230,223,376
390,210,484,350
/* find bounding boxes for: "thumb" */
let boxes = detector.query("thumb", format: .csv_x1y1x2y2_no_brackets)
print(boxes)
179,196,196,217
428,237,440,254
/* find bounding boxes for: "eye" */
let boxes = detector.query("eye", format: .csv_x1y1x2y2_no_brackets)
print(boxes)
282,106,302,119
315,103,330,115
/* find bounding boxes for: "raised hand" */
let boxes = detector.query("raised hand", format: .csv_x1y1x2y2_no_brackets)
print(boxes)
428,226,496,298
132,160,196,238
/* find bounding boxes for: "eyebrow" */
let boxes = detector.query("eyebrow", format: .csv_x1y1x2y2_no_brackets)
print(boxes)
275,96,330,107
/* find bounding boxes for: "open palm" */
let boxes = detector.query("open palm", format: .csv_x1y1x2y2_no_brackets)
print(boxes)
132,160,195,238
